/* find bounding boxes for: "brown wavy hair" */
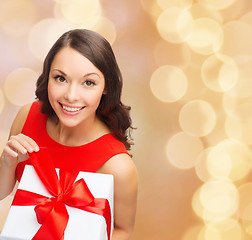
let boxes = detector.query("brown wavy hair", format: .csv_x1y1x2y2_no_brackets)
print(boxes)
35,29,133,150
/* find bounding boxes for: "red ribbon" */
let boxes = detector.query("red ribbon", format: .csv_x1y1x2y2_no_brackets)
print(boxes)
12,151,112,240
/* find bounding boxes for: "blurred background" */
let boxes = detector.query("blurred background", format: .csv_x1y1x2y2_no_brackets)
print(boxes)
1,0,252,239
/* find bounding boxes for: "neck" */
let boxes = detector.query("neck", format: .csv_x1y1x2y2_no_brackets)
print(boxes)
50,115,108,146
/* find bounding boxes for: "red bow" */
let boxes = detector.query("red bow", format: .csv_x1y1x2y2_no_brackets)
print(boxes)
12,151,112,240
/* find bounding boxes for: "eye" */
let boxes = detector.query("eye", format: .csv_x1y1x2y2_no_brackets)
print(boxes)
54,75,66,83
84,80,95,87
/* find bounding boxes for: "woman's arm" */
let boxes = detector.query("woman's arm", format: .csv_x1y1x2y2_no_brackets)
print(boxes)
98,153,138,240
0,104,39,200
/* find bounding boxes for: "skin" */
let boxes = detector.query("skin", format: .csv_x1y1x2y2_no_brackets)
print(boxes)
0,47,138,239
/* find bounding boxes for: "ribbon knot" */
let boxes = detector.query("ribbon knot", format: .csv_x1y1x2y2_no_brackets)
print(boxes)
12,151,112,240
57,191,64,201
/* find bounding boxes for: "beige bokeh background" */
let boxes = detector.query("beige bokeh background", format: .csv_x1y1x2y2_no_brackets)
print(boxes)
1,0,252,239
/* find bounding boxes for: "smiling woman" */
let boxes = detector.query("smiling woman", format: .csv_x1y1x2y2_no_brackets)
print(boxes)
47,47,106,132
0,29,138,240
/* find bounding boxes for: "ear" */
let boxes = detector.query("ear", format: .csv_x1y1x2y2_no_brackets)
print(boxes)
103,88,107,95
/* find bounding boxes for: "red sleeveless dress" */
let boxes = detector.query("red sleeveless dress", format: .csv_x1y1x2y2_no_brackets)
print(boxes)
15,101,129,182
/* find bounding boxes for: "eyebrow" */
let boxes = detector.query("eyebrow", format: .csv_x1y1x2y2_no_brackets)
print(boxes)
51,69,101,78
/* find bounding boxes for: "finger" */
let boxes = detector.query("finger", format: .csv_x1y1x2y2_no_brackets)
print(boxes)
4,145,29,164
18,134,39,152
8,137,30,155
9,135,38,153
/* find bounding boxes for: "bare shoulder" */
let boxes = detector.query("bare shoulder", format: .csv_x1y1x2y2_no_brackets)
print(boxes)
98,153,138,200
98,154,138,185
9,103,32,136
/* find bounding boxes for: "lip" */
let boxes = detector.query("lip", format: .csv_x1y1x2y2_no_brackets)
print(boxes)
59,102,85,116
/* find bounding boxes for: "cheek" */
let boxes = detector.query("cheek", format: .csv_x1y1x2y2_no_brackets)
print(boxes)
47,81,60,104
47,82,54,101
84,91,104,108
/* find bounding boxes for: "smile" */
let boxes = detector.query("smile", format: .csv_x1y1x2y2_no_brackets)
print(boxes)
59,103,85,113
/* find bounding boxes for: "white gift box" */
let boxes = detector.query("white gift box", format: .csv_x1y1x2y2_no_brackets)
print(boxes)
0,165,114,240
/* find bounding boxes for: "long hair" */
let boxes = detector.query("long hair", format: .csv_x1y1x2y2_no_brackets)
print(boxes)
35,29,133,150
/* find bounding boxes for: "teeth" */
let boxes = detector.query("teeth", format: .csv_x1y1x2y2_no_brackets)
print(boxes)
62,105,83,112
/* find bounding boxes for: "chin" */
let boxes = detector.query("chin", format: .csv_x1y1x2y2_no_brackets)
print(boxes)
59,118,82,128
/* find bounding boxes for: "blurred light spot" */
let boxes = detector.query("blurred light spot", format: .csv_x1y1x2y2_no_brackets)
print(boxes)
203,209,233,223
186,18,223,55
241,202,252,235
201,54,238,92
220,21,252,57
222,56,252,119
166,132,204,169
204,219,242,240
0,88,5,115
221,0,246,22
217,139,252,181
140,0,162,22
59,0,101,27
195,148,213,182
182,224,205,240
153,40,191,68
90,17,117,45
226,55,252,98
206,146,232,179
3,68,37,106
179,100,216,137
197,0,236,10
196,146,232,181
222,94,252,120
238,183,252,237
190,3,223,24
156,8,194,43
53,2,97,29
156,0,193,10
28,18,72,61
192,186,205,219
246,224,252,235
225,116,252,145
150,65,188,102
207,219,240,233
238,183,252,219
200,179,238,221
198,227,207,240
0,0,38,37
240,11,252,26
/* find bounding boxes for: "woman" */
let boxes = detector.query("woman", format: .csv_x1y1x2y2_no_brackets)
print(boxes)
0,29,138,239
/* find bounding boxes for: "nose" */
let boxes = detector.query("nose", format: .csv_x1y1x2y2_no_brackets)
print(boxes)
64,83,79,103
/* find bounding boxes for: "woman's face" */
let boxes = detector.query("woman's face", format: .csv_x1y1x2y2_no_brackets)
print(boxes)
47,47,105,128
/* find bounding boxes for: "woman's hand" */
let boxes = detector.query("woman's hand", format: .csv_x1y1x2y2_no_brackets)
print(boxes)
2,133,39,167
0,104,34,200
